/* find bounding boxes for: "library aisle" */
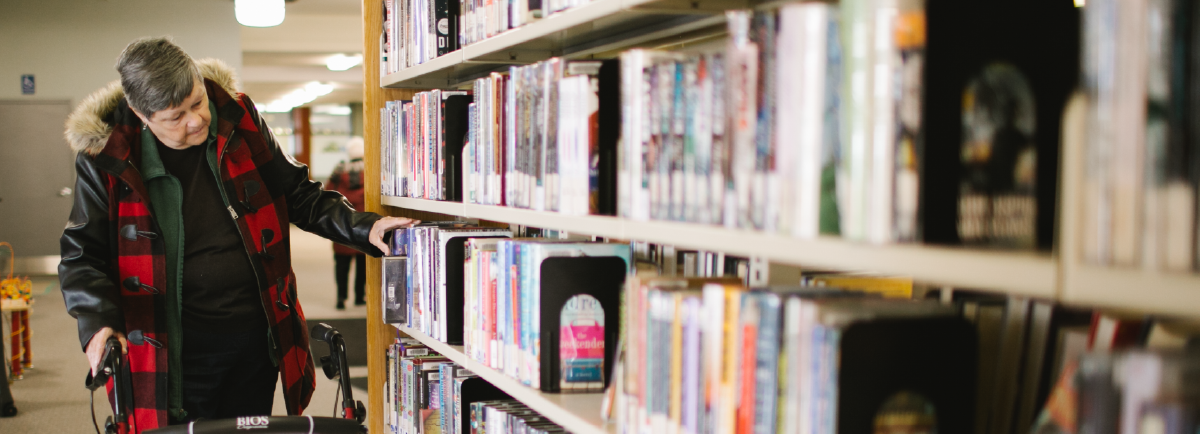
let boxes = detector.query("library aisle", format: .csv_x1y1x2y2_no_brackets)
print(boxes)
0,226,367,433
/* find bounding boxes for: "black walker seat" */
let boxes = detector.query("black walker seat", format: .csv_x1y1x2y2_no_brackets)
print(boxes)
91,323,366,434
145,415,365,434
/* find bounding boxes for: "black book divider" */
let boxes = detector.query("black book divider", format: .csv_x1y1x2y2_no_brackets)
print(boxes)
444,235,510,345
456,377,513,434
538,256,628,393
596,58,621,216
442,94,471,202
838,316,978,433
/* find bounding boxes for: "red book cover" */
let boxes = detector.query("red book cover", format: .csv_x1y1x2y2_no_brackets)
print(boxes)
737,322,758,434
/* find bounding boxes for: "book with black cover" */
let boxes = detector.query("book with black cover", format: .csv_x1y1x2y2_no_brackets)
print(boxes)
923,0,1080,250
435,0,459,57
383,256,409,324
836,315,977,434
596,58,621,216
443,92,472,202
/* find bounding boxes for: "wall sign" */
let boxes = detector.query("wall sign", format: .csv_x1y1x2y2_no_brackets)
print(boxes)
20,75,34,95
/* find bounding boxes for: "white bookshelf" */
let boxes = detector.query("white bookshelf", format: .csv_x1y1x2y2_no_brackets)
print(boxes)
392,325,615,434
381,195,1059,298
380,0,735,88
1063,266,1200,318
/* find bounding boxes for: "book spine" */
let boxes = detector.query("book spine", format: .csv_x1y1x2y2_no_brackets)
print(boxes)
680,297,702,434
735,294,758,434
818,10,844,237
751,294,779,434
701,285,726,434
753,11,778,232
867,2,897,245
669,293,685,433
530,246,542,389
727,10,759,230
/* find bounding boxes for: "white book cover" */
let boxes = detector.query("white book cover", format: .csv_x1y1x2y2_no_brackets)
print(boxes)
620,50,650,221
797,4,831,239
868,2,898,245
774,5,804,236
726,11,759,230
701,284,726,434
840,0,876,241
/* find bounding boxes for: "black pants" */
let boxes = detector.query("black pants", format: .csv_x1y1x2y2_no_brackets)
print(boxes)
179,326,277,423
335,253,366,304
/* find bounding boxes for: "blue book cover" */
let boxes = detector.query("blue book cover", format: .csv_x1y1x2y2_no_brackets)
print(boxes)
520,242,534,386
495,239,509,372
751,291,781,434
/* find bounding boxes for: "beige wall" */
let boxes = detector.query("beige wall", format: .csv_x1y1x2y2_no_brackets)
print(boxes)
0,0,243,105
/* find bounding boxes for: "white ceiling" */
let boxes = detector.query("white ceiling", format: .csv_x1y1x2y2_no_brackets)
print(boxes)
240,0,365,108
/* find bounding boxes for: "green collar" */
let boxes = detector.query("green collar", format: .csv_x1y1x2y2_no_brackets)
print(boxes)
140,100,219,178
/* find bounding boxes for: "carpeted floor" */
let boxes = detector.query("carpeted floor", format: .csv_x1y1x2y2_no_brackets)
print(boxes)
0,225,370,433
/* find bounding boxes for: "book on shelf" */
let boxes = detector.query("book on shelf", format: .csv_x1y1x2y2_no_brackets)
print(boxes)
621,275,976,434
1080,0,1200,271
463,57,616,215
384,256,410,324
394,225,512,343
471,399,570,434
382,91,472,202
456,0,594,49
464,239,631,392
386,338,521,434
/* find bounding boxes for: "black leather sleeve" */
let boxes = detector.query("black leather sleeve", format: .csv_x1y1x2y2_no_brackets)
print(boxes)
59,152,126,351
244,95,386,257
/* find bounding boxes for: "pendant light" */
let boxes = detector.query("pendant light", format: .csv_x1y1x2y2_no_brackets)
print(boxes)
235,0,285,27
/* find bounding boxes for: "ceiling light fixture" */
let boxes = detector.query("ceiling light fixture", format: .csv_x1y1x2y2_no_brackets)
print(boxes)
326,54,364,71
235,0,285,27
261,82,336,113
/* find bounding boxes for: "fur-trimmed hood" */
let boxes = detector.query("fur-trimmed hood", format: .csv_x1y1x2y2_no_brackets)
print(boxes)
64,58,240,156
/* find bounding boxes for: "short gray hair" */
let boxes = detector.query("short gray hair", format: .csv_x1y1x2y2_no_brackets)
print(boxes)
115,37,202,118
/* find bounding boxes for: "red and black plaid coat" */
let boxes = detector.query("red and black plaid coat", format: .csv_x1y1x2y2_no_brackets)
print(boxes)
60,59,383,432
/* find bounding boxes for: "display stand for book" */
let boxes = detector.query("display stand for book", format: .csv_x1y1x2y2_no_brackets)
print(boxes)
536,256,627,393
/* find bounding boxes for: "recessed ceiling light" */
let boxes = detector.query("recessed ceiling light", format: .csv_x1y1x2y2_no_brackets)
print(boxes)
327,53,364,71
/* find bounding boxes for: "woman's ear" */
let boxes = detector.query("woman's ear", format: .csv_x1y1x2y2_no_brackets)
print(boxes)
127,99,151,125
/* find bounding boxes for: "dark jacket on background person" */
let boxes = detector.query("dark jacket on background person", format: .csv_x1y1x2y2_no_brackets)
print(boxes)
327,157,365,256
59,59,383,431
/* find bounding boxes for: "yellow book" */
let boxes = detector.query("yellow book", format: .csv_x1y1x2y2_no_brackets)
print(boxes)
669,291,685,434
803,273,914,298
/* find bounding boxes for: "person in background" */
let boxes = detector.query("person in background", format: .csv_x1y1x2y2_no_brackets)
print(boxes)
327,137,367,310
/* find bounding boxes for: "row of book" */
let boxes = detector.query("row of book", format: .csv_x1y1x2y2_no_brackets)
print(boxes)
459,0,591,48
464,59,615,215
380,0,594,75
384,222,511,342
469,399,571,434
378,0,1082,252
386,336,544,434
616,277,975,434
461,237,630,392
1079,0,1200,271
382,0,458,75
381,91,471,201
614,275,1200,434
382,223,632,393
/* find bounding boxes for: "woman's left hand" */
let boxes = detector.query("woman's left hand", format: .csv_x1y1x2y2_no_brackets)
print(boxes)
369,216,421,255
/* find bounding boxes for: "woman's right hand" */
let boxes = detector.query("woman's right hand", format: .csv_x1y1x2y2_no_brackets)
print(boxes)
86,327,127,376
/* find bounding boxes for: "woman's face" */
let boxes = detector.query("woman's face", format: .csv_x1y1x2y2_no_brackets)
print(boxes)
133,79,211,150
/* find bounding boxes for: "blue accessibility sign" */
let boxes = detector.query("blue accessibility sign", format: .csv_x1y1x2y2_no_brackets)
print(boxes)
20,75,34,95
